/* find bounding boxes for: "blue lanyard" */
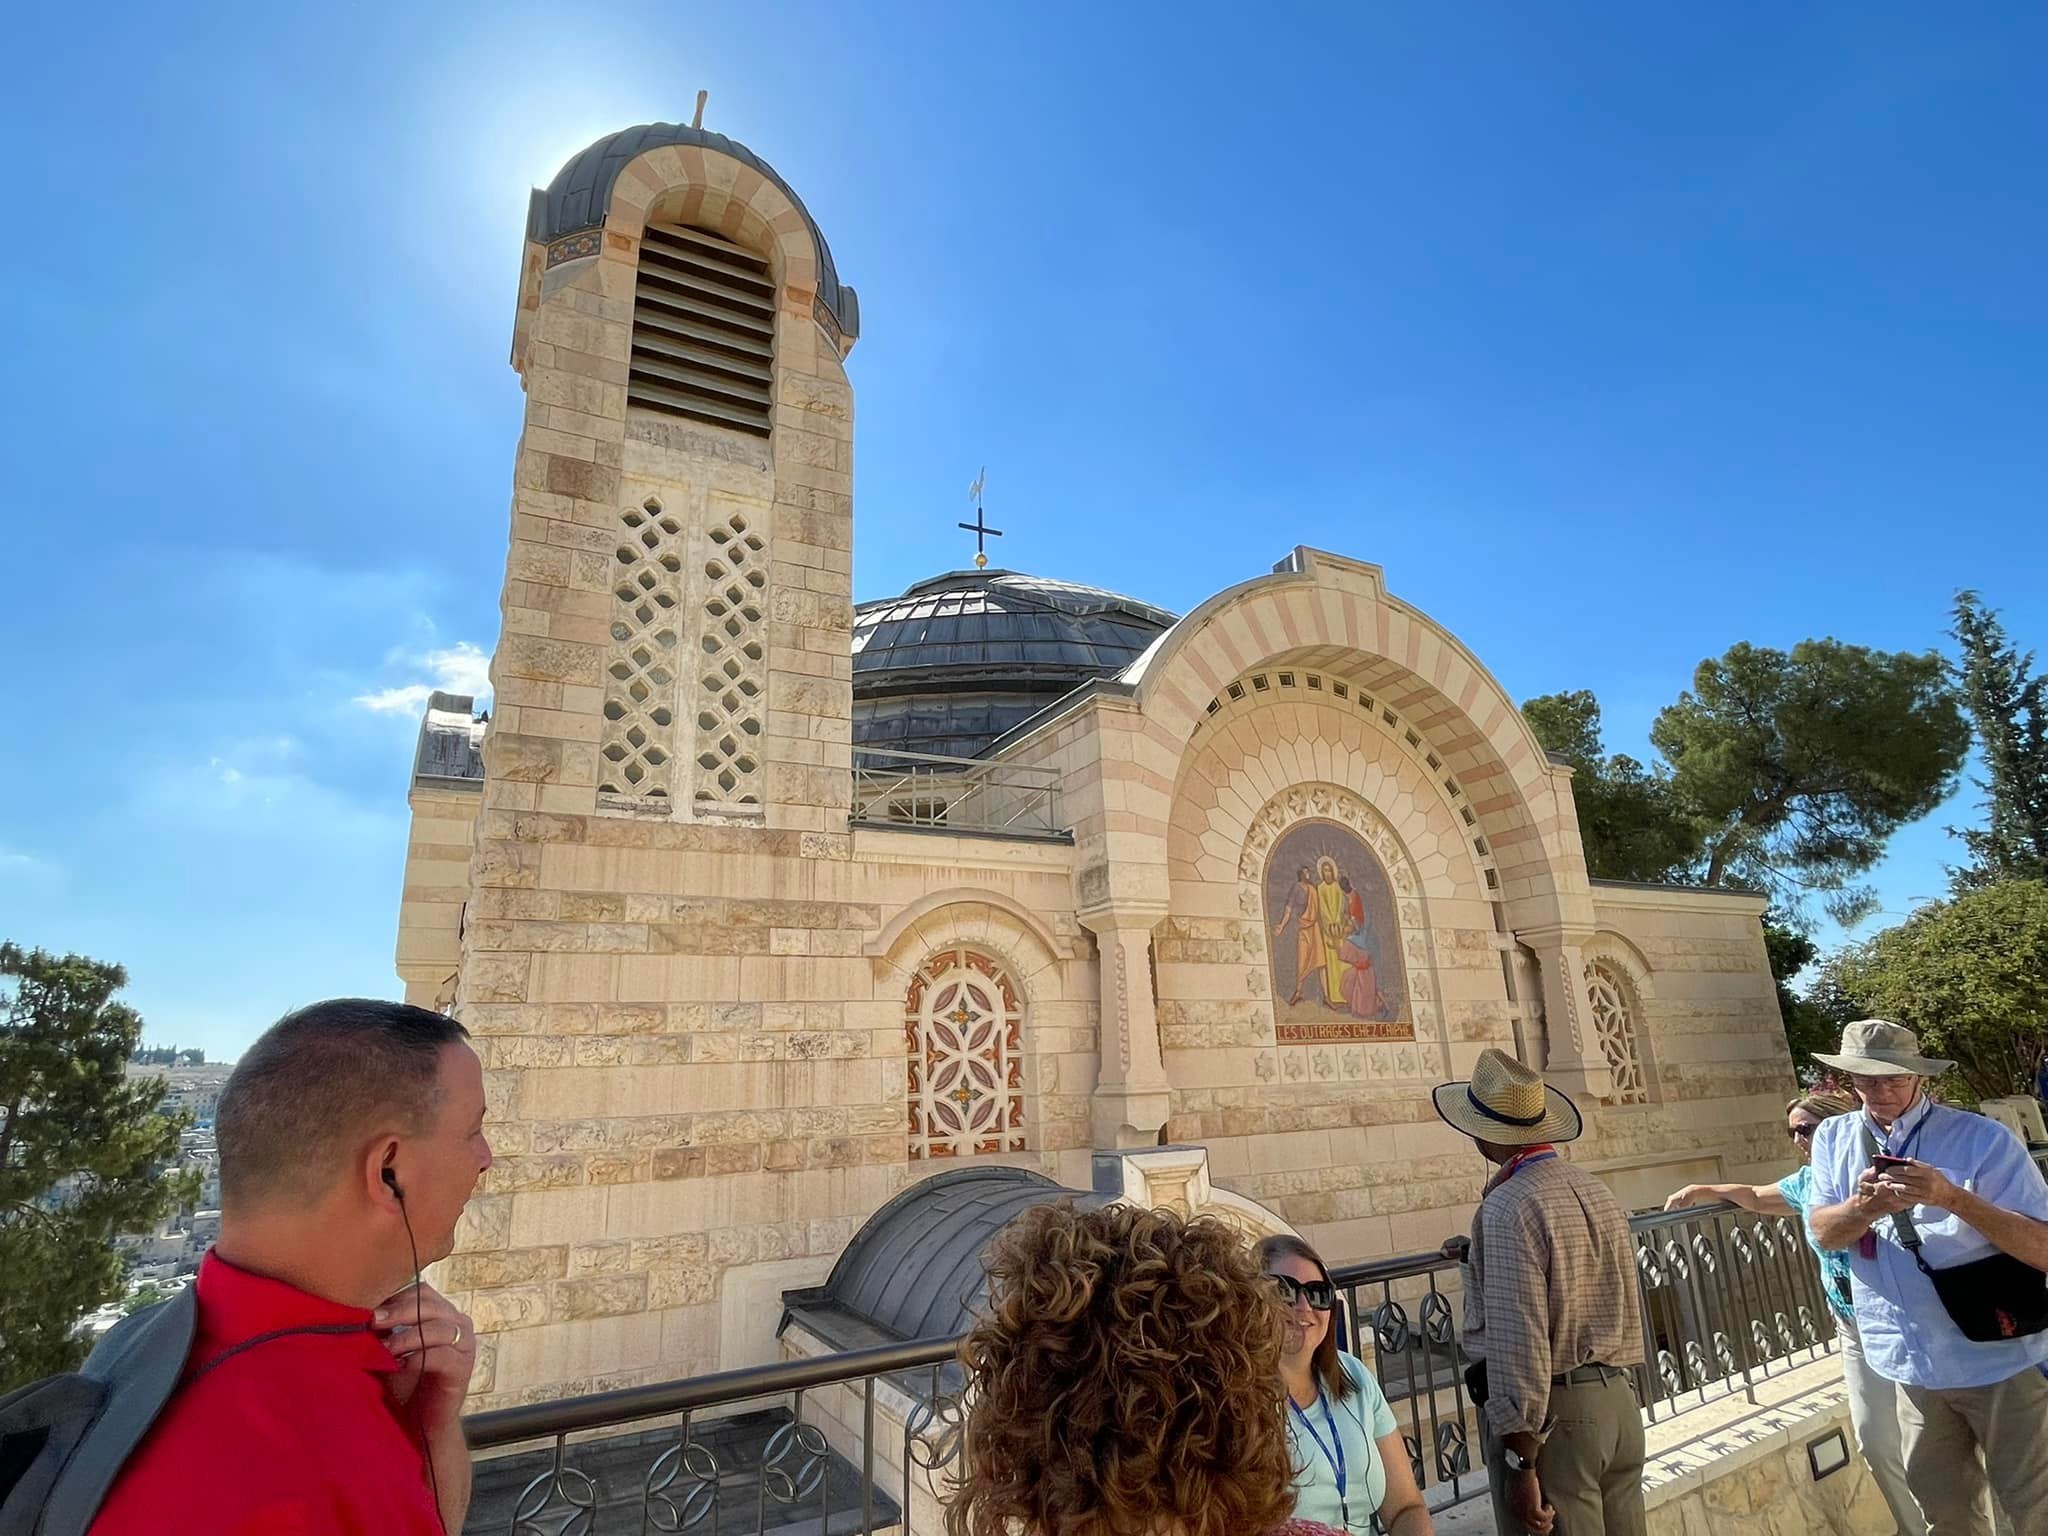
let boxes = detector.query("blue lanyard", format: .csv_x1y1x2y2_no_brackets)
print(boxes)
1290,1388,1350,1528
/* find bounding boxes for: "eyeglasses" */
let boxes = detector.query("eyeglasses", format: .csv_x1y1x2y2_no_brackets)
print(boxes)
1270,1274,1335,1312
1787,1122,1819,1142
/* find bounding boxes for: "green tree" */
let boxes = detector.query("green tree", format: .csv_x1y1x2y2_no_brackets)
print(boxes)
1,944,195,1389
1832,881,2048,1106
1650,640,1968,922
1520,691,1707,883
1950,592,2048,891
1761,919,1853,1082
120,1282,172,1316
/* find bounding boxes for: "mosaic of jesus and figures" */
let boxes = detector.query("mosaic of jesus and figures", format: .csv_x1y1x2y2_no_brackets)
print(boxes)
1264,819,1414,1043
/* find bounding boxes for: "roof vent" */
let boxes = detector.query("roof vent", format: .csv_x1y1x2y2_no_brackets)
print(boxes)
628,222,775,437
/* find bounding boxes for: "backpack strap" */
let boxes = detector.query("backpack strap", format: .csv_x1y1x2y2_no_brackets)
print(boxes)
33,1288,200,1536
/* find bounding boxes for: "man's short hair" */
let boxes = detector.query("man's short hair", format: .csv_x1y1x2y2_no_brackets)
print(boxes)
217,999,470,1209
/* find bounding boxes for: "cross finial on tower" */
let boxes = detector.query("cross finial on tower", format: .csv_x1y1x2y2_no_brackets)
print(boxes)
959,467,1001,570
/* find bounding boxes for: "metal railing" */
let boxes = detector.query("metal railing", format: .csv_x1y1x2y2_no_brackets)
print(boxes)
849,747,1066,840
460,1198,1866,1534
464,1335,957,1535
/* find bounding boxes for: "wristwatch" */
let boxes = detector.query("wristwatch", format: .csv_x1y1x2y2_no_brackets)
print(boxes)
1502,1447,1539,1474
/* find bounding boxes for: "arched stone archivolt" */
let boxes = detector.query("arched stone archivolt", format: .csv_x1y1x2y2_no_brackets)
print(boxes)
1581,936,1658,1107
1170,677,1498,900
1124,549,1588,935
871,898,1081,1160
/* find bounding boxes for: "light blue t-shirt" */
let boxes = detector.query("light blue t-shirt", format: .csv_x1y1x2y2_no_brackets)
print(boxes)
1809,1097,2048,1389
1284,1351,1399,1533
1777,1164,1856,1323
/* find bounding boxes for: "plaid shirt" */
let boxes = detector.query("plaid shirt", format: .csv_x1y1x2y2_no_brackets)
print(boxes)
1461,1154,1645,1437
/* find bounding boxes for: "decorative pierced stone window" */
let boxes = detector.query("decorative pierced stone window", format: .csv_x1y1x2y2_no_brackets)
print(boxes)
905,947,1025,1159
599,498,683,799
693,510,767,810
1585,960,1650,1106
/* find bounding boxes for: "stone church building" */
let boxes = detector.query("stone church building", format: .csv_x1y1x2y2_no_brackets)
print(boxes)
391,121,1794,1412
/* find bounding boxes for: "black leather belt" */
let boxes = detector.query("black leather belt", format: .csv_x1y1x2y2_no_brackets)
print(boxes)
1551,1363,1628,1386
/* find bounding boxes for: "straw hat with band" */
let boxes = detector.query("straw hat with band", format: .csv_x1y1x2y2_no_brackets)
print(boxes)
1433,1047,1584,1147
1810,1019,1953,1079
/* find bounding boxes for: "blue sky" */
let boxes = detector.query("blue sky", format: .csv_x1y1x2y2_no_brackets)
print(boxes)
3,4,2043,1060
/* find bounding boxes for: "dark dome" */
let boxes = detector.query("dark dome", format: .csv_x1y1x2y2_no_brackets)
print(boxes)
852,570,1178,758
527,122,858,343
779,1166,1093,1363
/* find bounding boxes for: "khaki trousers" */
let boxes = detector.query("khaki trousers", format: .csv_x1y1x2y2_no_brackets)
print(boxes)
1899,1366,2048,1536
1486,1369,1647,1536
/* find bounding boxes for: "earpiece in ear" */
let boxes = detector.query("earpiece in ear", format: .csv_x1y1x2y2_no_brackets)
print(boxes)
382,1168,404,1200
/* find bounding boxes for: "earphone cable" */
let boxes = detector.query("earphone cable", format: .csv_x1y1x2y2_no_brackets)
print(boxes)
396,1196,445,1524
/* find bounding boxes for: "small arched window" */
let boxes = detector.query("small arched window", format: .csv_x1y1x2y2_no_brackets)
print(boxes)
628,222,774,437
1584,960,1651,1106
905,947,1026,1159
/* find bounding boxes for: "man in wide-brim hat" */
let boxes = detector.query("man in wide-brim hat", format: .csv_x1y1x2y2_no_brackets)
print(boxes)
1434,1049,1646,1536
1805,1020,2048,1536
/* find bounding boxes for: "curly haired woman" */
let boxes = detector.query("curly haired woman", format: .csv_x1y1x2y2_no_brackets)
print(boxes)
947,1202,1341,1536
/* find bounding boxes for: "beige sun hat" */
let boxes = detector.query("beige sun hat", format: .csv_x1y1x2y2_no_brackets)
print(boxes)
1432,1047,1584,1146
1811,1019,1953,1078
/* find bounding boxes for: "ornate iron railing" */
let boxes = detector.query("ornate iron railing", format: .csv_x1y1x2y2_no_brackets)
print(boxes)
463,1336,956,1536
461,1199,1863,1533
849,747,1066,840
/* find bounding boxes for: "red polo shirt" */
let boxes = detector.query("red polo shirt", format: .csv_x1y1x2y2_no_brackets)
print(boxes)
90,1250,443,1535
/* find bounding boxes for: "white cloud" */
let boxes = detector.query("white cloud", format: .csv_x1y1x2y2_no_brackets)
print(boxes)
352,642,492,715
0,847,61,884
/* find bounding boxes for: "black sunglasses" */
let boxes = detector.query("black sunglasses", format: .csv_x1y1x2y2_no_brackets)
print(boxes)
1788,1122,1819,1142
1270,1273,1335,1312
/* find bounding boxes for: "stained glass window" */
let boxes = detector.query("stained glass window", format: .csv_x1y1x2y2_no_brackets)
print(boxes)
905,946,1026,1159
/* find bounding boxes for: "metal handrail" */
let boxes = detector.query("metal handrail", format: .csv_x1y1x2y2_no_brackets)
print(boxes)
849,745,1066,838
466,1333,958,1449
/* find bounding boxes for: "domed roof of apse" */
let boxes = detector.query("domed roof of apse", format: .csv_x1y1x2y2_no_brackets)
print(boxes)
526,122,859,343
779,1166,1096,1366
851,569,1179,759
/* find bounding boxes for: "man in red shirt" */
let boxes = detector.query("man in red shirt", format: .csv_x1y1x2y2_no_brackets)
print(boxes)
91,999,492,1535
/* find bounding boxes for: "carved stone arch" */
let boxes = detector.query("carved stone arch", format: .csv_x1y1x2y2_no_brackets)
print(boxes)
603,144,820,296
1581,935,1657,1107
1126,548,1591,936
874,899,1066,1163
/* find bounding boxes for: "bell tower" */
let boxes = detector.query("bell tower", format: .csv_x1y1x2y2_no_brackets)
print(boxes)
494,122,858,831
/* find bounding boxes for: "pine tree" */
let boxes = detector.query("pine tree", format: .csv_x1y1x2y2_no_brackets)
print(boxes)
1950,592,2048,890
1,943,196,1389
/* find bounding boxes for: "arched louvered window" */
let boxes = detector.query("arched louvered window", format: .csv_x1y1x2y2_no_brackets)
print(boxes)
629,223,774,437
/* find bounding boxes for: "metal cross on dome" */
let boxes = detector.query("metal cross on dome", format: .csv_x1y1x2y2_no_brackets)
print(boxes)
959,467,1002,570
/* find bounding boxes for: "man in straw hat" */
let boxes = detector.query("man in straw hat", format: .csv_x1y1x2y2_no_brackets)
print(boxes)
1436,1048,1646,1536
1807,1019,2048,1536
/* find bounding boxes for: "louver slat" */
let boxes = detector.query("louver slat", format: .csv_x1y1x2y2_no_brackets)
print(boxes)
629,223,774,436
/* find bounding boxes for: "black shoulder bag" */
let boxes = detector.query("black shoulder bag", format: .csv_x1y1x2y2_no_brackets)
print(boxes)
1865,1123,2048,1343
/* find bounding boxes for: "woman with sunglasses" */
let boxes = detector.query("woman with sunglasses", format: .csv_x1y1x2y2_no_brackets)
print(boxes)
1256,1236,1433,1536
1665,1091,1928,1536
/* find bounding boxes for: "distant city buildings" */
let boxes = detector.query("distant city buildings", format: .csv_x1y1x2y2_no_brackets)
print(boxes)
77,1055,235,1337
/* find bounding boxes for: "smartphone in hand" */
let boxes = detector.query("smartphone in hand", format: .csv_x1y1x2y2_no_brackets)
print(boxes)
1872,1155,1913,1172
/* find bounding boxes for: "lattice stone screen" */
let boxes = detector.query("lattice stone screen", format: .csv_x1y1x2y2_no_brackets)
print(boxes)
693,509,767,810
905,947,1026,1159
1584,960,1650,1105
599,498,684,799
